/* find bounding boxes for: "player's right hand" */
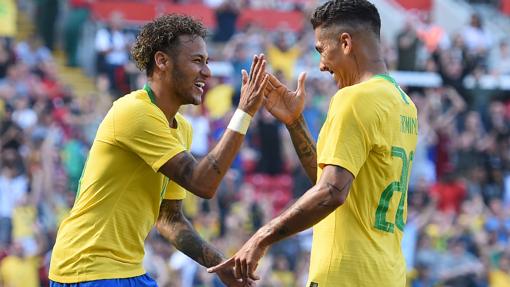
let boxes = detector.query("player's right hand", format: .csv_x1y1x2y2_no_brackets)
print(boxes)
215,265,256,287
238,54,269,117
263,71,307,125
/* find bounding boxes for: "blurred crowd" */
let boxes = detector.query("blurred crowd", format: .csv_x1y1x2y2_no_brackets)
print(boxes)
1,0,510,287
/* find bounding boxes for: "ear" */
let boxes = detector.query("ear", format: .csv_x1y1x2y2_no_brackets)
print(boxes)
154,51,171,72
339,32,352,56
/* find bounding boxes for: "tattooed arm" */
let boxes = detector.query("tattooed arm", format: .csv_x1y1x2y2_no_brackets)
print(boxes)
253,165,352,244
159,55,268,199
262,72,317,182
156,200,224,266
208,165,353,280
157,200,250,287
286,115,317,183
159,130,243,199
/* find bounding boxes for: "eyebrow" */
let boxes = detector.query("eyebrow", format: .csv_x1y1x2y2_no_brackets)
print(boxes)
191,54,209,61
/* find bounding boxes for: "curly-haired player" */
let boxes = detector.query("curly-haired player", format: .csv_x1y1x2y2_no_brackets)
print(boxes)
49,14,267,287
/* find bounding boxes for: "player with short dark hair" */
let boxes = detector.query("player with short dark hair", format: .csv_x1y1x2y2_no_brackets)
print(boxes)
49,14,267,287
208,1,418,286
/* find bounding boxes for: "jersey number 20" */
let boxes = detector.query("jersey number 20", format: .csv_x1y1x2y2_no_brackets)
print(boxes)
374,146,414,233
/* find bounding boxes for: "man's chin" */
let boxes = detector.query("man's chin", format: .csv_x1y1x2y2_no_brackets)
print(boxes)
191,96,202,105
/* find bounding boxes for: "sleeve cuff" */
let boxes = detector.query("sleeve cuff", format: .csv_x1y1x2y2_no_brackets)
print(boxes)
317,157,359,178
152,147,187,173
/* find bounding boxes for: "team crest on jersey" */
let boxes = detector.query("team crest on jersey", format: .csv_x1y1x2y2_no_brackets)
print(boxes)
309,282,319,287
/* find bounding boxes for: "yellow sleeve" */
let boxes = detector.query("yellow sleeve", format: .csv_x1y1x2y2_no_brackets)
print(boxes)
114,101,186,173
318,91,376,177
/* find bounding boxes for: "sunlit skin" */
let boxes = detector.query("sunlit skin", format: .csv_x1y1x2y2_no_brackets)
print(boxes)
150,41,268,286
148,35,211,126
314,25,387,89
207,21,392,284
140,34,268,287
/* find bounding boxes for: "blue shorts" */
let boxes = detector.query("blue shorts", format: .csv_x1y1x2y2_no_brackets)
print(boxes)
50,274,157,287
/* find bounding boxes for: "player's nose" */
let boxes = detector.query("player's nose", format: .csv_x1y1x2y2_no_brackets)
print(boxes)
201,64,211,79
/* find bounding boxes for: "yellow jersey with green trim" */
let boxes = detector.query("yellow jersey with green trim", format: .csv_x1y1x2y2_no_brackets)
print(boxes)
307,76,418,287
49,88,192,283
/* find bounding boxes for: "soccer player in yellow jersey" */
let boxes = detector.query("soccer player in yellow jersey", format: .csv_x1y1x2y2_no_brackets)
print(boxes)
49,15,268,287
209,1,418,286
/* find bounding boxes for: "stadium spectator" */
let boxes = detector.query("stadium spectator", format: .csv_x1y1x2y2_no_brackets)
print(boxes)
211,0,240,43
34,0,59,51
63,0,93,67
461,14,493,58
265,29,304,83
94,11,132,95
396,20,421,71
491,41,510,75
0,240,41,287
15,36,53,70
0,0,17,41
416,12,450,54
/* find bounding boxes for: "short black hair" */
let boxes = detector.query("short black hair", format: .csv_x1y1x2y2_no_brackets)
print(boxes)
131,14,207,76
311,0,381,38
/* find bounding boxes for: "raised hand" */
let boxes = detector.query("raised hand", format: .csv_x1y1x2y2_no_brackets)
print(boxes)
207,236,269,283
238,54,269,117
264,71,307,125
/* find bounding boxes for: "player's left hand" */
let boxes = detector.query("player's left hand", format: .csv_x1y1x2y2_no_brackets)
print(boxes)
207,236,269,282
263,71,307,125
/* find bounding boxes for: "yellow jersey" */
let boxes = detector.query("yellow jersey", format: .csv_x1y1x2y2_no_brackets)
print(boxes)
0,255,40,287
267,44,301,82
0,0,17,37
49,87,192,283
489,269,510,287
12,205,36,240
308,75,418,287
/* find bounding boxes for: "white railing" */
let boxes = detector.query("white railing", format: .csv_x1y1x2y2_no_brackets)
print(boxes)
209,61,510,90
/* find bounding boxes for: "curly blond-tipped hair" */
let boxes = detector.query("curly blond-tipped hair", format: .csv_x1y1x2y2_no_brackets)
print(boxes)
131,14,207,76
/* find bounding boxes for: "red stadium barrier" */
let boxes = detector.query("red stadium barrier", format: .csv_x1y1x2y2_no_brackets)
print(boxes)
91,1,156,23
245,174,293,216
161,3,216,27
91,1,304,31
502,0,510,15
394,0,432,11
237,9,304,31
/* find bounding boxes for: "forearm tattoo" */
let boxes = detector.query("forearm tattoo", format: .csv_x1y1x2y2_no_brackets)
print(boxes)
159,201,223,267
206,154,222,175
319,180,352,208
286,115,317,183
273,206,305,237
173,227,223,267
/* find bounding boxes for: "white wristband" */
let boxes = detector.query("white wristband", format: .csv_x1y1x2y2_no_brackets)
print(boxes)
227,109,252,135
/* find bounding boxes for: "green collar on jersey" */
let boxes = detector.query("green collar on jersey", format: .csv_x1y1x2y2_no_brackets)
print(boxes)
373,73,396,84
373,73,409,104
143,83,157,104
